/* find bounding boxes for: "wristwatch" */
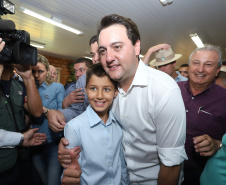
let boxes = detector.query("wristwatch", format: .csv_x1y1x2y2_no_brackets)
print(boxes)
19,133,24,146
44,108,49,115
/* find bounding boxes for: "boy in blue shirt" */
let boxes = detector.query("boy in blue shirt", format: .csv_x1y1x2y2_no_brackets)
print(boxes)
63,63,130,185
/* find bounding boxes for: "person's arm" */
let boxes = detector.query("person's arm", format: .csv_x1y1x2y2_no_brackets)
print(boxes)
61,151,82,185
143,44,171,65
47,75,87,132
22,128,47,146
155,87,187,184
58,138,81,168
158,164,181,185
193,134,222,156
0,39,5,80
62,88,85,108
46,109,66,132
60,75,87,123
0,38,5,52
0,128,47,148
61,120,82,184
14,65,42,117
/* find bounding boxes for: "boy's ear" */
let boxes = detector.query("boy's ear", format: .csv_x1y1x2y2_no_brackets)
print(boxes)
114,89,118,99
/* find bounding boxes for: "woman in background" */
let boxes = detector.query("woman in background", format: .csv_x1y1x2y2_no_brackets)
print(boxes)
31,54,65,185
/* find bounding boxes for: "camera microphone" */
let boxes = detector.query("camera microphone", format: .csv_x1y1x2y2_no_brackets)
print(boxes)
0,19,16,31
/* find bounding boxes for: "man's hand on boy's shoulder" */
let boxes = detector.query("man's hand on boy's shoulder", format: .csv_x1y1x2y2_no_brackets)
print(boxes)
61,151,82,185
58,137,81,168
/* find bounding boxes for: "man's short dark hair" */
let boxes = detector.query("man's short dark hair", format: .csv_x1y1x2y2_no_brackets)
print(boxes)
86,63,117,89
97,14,140,45
89,35,98,46
180,64,189,68
74,58,92,68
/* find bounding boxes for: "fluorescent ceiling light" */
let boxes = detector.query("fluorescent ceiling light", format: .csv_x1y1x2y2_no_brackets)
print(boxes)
190,33,204,48
30,41,45,48
84,56,92,60
30,43,45,48
160,0,173,5
19,6,83,35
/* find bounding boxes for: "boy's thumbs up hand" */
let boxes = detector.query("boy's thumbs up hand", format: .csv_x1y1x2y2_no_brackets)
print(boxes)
68,151,81,170
62,151,82,185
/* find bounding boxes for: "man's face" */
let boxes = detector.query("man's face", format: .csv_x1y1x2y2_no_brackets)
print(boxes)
189,50,220,88
74,63,88,80
158,62,175,77
98,24,140,88
49,65,58,82
90,42,100,64
179,66,189,78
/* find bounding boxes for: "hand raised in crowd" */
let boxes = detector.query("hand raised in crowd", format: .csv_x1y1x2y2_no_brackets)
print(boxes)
58,137,81,168
23,128,47,147
148,43,171,53
61,151,82,185
62,88,85,108
193,134,221,156
46,109,66,132
143,43,171,65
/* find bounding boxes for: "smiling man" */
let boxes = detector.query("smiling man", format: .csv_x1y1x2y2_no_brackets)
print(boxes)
97,14,187,185
177,45,226,185
60,14,188,185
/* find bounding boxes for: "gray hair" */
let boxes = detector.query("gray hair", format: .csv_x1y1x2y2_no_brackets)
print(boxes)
189,44,222,68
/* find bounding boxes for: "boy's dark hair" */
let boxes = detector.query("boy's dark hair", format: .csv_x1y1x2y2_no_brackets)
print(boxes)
97,14,140,45
180,64,189,68
86,63,117,89
74,58,92,68
89,35,98,46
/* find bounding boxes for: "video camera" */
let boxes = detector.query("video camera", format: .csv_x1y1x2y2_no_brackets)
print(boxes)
0,0,37,65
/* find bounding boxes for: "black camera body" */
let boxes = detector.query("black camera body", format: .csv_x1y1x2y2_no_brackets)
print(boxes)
0,0,37,66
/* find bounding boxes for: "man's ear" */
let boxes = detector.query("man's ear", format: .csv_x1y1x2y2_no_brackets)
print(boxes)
216,67,221,77
134,40,141,56
114,89,118,99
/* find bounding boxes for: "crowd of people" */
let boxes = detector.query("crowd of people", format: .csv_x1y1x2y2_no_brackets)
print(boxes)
0,14,226,185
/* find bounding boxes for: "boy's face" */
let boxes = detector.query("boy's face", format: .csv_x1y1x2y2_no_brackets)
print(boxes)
85,74,117,120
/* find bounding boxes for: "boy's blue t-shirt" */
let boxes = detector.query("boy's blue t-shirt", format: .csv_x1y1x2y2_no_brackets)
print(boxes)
64,104,130,185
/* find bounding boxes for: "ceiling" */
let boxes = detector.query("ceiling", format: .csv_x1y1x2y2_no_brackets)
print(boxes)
2,0,226,69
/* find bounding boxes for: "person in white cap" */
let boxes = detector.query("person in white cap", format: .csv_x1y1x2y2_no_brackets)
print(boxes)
151,48,188,82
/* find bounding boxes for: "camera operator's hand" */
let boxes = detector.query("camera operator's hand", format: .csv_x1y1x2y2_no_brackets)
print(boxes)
13,64,33,80
0,38,5,80
0,38,5,52
14,64,43,117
